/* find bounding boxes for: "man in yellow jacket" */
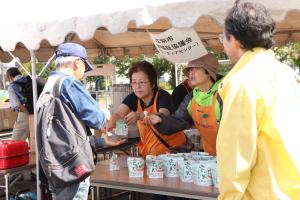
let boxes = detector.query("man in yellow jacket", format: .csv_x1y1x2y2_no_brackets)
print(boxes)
217,1,300,199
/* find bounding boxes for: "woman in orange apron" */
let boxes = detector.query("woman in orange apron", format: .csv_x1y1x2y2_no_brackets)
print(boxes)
105,61,186,157
144,53,222,155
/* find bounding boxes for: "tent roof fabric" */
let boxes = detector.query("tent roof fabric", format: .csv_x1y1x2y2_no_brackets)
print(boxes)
0,0,300,62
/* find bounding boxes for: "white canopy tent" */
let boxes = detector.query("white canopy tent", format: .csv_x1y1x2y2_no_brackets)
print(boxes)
0,0,299,198
1,0,300,62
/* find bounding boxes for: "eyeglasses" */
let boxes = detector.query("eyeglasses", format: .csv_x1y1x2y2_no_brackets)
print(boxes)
130,81,150,87
218,33,225,44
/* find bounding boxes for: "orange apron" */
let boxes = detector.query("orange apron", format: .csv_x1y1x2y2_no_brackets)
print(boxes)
191,92,219,155
137,91,186,157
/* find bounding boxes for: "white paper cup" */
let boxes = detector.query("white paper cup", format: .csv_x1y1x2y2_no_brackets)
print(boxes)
127,157,144,178
146,156,164,179
191,151,209,160
178,159,194,182
191,151,209,156
191,161,214,186
210,163,219,188
109,156,120,171
162,155,184,178
176,153,192,160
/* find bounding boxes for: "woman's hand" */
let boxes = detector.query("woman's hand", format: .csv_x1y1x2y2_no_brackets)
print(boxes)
102,120,115,133
143,114,162,125
124,111,139,125
102,133,126,146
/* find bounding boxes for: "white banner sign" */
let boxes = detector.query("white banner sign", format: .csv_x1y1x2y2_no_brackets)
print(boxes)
149,28,208,63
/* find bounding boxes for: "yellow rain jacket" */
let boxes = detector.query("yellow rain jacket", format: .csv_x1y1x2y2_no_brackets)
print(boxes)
217,48,300,200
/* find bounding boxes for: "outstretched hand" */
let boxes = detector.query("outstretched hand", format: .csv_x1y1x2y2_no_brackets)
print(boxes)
143,114,162,125
101,133,126,147
124,111,138,125
102,121,115,133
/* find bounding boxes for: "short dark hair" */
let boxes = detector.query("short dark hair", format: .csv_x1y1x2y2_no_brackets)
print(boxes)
6,67,21,78
128,61,158,90
225,0,275,50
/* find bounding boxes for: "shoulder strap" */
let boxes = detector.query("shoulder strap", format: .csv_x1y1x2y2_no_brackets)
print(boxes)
51,75,98,164
153,89,160,112
150,126,172,149
53,76,67,97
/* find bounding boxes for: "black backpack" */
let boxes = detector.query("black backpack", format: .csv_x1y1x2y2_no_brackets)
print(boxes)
36,76,96,190
14,75,46,114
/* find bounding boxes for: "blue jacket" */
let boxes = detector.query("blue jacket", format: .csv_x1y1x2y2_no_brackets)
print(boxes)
49,71,107,130
8,75,27,112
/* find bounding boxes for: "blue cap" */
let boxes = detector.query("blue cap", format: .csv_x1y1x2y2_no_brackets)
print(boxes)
55,43,93,72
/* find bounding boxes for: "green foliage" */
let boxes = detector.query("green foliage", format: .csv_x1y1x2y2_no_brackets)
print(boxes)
158,81,172,91
93,53,176,90
209,49,228,60
85,40,300,91
20,62,56,79
113,55,145,78
93,56,110,64
210,50,232,76
151,53,176,88
93,55,145,78
273,41,300,70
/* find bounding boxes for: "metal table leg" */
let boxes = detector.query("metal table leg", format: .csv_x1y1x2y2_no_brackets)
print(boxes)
90,186,95,200
4,173,10,200
96,186,100,199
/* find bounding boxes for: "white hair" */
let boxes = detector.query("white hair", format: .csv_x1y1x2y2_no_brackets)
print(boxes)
55,56,79,69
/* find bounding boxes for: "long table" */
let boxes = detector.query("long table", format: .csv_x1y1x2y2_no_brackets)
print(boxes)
0,153,36,200
90,156,219,200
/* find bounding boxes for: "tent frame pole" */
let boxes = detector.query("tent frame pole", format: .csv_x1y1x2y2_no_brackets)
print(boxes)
30,50,42,200
38,53,55,77
8,52,32,78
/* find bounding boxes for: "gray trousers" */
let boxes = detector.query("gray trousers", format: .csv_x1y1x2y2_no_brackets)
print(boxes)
12,112,29,141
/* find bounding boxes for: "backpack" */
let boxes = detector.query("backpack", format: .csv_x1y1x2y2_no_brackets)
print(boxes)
36,76,95,190
14,75,46,114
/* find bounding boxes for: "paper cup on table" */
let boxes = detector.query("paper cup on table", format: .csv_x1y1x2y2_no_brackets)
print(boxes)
176,153,192,160
146,155,164,179
200,156,216,162
109,153,120,171
178,159,194,182
127,157,144,178
162,155,184,178
210,163,219,188
191,151,209,161
191,151,209,156
191,161,214,186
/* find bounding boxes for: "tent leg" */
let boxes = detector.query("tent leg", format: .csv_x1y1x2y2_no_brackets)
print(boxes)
8,52,32,77
30,50,42,200
0,61,5,90
175,63,178,86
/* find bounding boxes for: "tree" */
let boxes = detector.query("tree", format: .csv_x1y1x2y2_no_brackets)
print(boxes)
273,41,300,70
93,54,176,90
20,62,56,79
151,54,175,89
